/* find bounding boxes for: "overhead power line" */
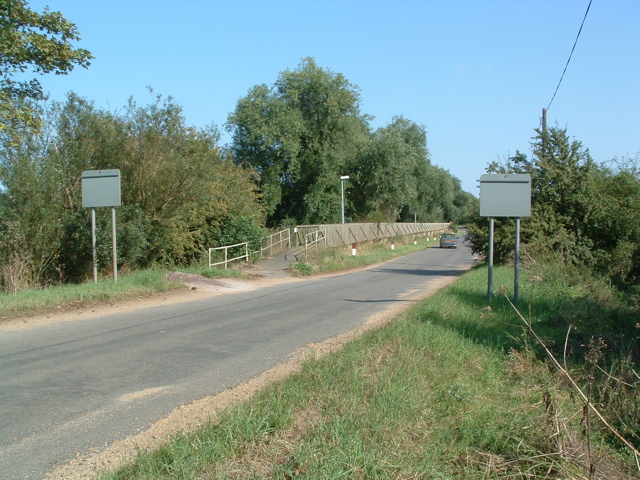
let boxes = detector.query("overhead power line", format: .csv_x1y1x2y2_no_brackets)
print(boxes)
546,0,593,112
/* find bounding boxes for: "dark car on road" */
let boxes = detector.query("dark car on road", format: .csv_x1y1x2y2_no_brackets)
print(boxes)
439,233,458,248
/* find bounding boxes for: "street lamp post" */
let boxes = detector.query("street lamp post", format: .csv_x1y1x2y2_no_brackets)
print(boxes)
340,175,349,224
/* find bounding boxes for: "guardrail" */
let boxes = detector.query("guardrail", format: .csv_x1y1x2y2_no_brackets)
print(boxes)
294,223,451,248
209,229,291,269
254,228,291,257
208,242,249,269
208,223,450,268
304,229,326,258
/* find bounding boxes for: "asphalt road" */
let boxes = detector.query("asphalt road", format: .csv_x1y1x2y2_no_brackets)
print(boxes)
0,243,476,479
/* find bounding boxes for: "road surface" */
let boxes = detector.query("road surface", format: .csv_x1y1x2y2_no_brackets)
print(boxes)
0,243,476,479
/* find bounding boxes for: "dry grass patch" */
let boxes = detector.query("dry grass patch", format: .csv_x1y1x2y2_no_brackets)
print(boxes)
204,406,324,480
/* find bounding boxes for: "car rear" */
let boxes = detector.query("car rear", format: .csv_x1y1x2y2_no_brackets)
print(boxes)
439,233,457,248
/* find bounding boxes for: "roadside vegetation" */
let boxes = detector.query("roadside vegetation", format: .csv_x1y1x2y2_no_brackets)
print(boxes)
289,236,441,276
100,261,639,479
467,127,640,288
0,54,475,294
0,236,440,319
0,264,245,320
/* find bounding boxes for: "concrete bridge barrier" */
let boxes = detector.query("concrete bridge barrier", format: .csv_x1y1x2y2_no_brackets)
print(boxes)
292,223,451,248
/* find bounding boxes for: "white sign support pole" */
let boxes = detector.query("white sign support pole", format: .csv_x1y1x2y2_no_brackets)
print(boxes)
112,207,118,283
82,169,121,284
91,207,98,284
514,217,520,304
488,217,494,302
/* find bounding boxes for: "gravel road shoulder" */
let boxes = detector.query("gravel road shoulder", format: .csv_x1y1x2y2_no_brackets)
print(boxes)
40,271,460,480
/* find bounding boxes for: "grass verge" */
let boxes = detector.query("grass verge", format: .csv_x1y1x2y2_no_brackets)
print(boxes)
0,264,244,319
0,236,441,319
100,263,638,479
290,236,441,276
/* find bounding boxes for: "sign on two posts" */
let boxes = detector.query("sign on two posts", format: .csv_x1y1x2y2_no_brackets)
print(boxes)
81,170,121,283
479,174,531,304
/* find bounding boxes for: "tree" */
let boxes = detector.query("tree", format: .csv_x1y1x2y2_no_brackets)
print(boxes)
228,58,473,226
469,126,596,264
0,99,65,289
349,117,427,221
581,157,640,284
468,126,640,286
0,91,264,288
227,58,370,225
0,0,92,133
51,92,264,272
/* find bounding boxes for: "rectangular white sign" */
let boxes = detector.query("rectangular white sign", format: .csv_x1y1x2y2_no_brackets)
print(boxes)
479,174,531,217
82,169,121,208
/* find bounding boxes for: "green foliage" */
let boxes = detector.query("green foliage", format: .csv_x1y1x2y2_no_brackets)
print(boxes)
0,91,264,288
228,58,470,226
216,214,265,261
0,0,92,133
0,268,178,317
468,126,640,286
581,163,640,284
228,58,371,225
289,261,313,276
349,116,424,221
417,163,478,223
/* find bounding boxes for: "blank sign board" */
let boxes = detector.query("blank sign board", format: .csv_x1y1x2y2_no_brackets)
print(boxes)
82,169,121,208
479,174,531,217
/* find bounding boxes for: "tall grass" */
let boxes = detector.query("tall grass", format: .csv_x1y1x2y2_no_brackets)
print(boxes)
101,262,638,479
0,269,170,318
0,265,243,319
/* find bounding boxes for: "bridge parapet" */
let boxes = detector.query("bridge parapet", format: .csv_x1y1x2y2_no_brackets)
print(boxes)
293,223,451,248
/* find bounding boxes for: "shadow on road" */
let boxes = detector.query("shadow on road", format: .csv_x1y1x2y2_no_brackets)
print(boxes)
341,298,412,304
367,267,466,277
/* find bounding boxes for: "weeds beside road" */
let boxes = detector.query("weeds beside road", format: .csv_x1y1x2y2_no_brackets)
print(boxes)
4,237,637,478
0,238,439,322
100,257,638,478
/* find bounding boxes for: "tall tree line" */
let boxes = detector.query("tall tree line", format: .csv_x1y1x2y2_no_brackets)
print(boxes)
227,58,477,227
1,2,476,294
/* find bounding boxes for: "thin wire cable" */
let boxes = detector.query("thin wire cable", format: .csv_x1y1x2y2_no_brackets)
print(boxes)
546,0,593,111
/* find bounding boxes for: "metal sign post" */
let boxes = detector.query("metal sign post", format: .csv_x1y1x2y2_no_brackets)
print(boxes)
514,217,521,303
488,217,494,302
479,174,531,304
91,207,97,283
82,170,121,283
112,206,118,283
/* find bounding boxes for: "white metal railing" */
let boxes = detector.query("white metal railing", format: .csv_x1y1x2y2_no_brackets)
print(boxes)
208,242,249,269
253,228,291,257
304,229,326,257
208,228,291,269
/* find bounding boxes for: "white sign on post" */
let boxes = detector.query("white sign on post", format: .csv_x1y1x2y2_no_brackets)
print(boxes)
479,174,531,218
479,174,531,305
82,170,121,283
82,169,121,208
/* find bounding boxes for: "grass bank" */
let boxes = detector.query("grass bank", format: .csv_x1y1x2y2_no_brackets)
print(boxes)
0,236,440,320
101,262,639,479
289,236,441,275
0,265,244,319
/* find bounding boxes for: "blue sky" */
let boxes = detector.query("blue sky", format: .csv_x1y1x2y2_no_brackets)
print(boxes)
27,0,640,195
